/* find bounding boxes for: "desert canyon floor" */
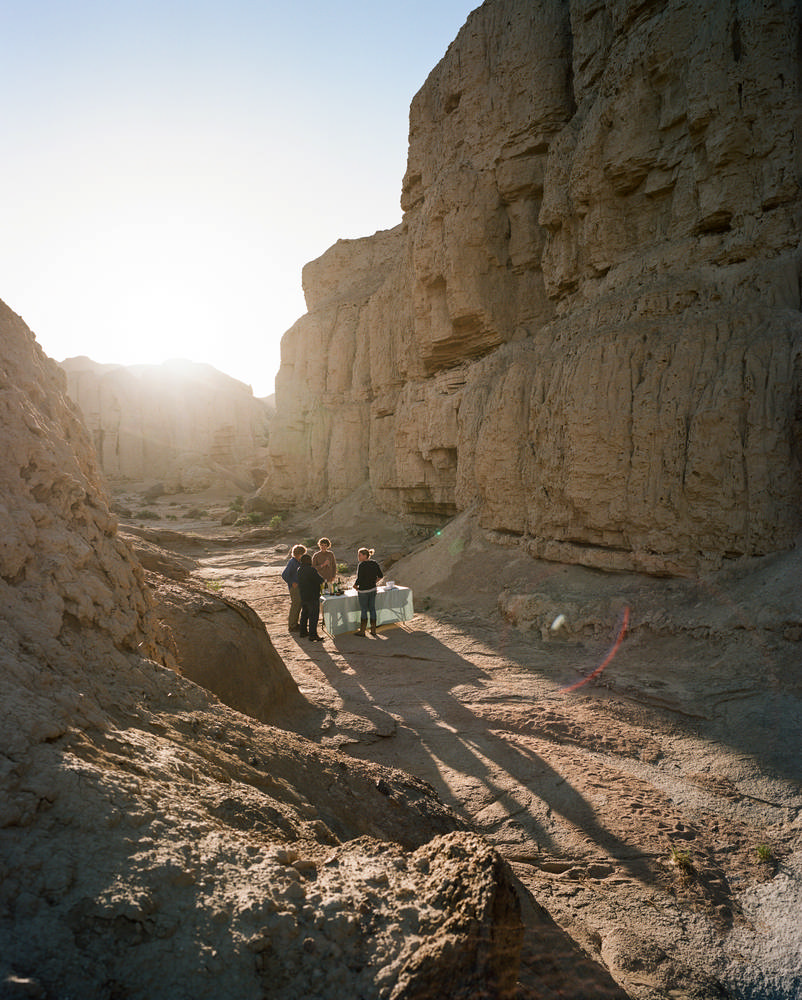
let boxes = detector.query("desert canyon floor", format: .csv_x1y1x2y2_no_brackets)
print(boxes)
121,489,802,998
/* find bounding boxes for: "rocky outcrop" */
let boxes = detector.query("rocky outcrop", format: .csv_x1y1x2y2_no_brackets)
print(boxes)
151,576,298,722
0,308,155,660
263,0,802,575
117,527,300,720
61,355,271,493
1,298,532,997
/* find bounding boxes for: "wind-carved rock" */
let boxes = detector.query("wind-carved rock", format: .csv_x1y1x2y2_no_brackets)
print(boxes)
263,0,802,575
61,355,271,494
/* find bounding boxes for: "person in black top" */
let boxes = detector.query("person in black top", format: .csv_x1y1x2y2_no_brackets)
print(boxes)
297,553,325,641
353,547,383,637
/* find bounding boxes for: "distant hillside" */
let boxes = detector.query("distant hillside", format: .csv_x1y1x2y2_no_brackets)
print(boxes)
61,355,272,492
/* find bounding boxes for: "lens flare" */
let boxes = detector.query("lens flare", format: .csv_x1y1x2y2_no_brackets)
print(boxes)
562,605,630,693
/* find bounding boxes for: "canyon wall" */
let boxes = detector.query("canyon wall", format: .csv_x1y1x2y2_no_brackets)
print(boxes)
0,299,530,998
62,356,271,493
0,310,155,658
263,0,802,575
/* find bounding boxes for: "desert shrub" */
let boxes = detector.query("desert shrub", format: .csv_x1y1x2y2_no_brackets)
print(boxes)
669,845,693,875
235,512,265,527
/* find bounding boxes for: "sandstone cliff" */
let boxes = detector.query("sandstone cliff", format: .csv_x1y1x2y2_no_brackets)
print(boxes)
262,0,802,576
0,300,529,996
61,355,271,493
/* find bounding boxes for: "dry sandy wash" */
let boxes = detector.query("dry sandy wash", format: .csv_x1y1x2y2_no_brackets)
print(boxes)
133,487,802,1000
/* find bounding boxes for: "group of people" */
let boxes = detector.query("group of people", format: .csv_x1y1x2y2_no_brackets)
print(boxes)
281,538,383,641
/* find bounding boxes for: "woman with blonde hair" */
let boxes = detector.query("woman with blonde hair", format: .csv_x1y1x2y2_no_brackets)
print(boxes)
353,547,383,636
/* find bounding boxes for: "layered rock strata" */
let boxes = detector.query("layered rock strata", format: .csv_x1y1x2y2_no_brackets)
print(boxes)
61,355,271,493
263,0,802,575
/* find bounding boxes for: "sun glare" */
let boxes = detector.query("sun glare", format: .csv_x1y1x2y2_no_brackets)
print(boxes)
1,1,479,398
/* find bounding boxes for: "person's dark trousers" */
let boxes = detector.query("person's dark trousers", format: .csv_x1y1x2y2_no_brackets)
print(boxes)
358,590,377,626
301,599,321,638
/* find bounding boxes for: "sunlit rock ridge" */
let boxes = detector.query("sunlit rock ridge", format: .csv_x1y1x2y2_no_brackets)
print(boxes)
62,355,271,493
262,0,802,575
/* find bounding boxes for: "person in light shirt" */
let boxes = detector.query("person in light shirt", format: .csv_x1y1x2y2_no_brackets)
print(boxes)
353,547,383,637
311,537,337,589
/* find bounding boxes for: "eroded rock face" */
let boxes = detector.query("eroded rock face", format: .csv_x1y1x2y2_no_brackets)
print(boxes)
264,0,802,575
61,355,271,494
0,303,153,659
1,299,527,999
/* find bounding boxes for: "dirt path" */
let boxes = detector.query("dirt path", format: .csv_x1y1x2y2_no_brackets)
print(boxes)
156,495,801,999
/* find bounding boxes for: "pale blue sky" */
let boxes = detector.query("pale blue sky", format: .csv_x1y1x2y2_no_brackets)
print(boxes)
1,1,478,396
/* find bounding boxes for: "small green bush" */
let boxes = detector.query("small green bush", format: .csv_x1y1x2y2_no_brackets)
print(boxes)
136,509,160,520
669,845,693,875
269,515,283,529
756,843,774,863
235,512,265,527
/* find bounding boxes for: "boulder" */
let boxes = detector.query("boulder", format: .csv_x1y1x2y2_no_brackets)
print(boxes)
151,577,298,722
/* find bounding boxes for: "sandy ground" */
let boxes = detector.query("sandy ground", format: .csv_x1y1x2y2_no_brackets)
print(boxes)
120,488,802,999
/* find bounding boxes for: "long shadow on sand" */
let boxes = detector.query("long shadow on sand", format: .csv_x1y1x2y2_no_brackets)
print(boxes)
301,623,661,891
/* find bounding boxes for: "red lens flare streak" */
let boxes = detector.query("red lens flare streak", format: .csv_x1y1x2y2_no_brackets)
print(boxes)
562,605,631,693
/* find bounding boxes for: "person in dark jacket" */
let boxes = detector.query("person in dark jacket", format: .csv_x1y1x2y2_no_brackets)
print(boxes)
297,552,325,641
353,547,383,637
281,544,307,632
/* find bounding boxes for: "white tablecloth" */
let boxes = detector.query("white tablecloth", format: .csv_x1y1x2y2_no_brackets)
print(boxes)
320,586,414,636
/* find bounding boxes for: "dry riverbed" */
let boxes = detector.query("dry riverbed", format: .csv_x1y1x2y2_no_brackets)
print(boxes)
122,489,802,999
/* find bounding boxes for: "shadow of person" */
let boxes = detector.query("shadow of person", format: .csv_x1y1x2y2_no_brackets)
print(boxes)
309,623,661,889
